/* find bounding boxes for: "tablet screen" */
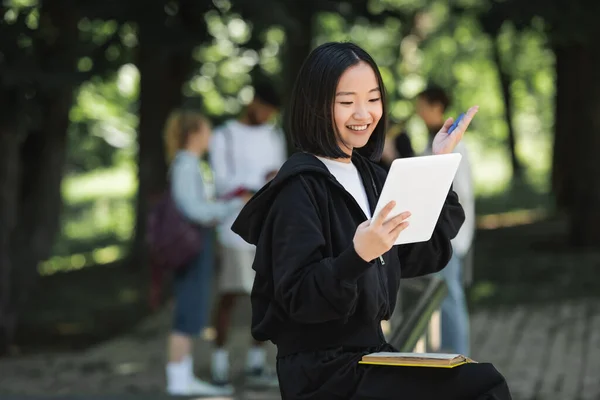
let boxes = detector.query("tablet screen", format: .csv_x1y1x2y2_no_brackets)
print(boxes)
373,153,462,245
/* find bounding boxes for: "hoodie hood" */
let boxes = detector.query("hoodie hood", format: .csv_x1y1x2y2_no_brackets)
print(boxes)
231,152,332,245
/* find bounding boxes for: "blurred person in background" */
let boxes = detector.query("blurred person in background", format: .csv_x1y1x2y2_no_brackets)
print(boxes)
379,119,415,170
209,80,287,387
417,85,475,356
163,110,247,396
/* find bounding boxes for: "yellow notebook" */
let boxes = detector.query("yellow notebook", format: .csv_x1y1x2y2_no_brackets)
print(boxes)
359,352,476,368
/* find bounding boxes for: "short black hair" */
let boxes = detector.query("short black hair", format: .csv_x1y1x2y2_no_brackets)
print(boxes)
250,70,282,108
417,85,451,111
287,42,387,161
254,82,281,108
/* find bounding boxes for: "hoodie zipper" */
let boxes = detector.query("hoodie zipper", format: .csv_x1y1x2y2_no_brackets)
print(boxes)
326,176,381,260
328,164,391,318
365,165,391,318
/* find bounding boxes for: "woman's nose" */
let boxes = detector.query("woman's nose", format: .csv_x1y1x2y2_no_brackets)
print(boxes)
353,105,370,120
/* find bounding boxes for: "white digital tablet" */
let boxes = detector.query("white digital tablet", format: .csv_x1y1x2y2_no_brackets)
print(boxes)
373,153,462,245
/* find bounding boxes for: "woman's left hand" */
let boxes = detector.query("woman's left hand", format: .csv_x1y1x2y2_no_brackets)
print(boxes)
432,105,479,155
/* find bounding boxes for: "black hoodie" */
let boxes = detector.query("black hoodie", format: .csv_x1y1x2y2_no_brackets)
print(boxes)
232,152,464,357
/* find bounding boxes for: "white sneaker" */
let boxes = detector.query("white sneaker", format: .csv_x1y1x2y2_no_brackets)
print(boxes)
211,349,231,386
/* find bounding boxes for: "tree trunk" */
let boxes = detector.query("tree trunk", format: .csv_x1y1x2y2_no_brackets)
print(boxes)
492,35,522,180
551,45,578,211
281,4,314,155
130,0,212,275
282,20,313,102
9,97,72,330
0,121,23,356
130,23,194,271
0,1,77,354
561,45,600,245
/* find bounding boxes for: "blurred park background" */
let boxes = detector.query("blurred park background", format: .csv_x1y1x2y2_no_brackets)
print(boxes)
1,0,600,398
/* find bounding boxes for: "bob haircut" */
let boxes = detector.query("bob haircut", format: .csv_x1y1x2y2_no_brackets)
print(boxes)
287,42,387,161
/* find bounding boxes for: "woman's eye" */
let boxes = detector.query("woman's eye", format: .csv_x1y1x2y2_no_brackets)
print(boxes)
340,102,353,105
369,98,381,102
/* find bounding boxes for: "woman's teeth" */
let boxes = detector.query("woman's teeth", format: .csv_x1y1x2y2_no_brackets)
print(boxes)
347,125,368,131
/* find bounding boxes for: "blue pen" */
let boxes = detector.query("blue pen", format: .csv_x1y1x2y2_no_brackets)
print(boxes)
448,113,465,134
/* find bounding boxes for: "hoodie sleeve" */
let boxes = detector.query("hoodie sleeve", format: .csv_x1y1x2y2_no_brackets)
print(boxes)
396,187,465,278
267,177,374,324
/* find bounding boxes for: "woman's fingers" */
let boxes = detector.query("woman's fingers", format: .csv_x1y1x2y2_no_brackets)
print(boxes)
454,105,479,138
383,211,411,233
389,221,410,240
373,200,396,227
441,117,454,133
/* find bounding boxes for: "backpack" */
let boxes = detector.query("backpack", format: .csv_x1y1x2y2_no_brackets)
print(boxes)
146,186,205,272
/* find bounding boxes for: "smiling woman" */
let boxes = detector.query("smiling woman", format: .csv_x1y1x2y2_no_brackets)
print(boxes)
333,62,384,159
287,42,387,162
231,42,511,400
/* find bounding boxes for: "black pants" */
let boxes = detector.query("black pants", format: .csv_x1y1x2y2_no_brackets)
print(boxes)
276,344,511,400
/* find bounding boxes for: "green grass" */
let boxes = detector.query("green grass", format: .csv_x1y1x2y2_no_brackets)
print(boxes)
43,161,217,275
39,244,127,276
42,166,137,275
62,165,137,204
476,176,553,217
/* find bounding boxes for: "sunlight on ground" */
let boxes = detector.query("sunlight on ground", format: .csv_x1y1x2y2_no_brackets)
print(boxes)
469,281,498,306
39,244,125,275
476,208,548,230
55,322,86,335
62,166,137,204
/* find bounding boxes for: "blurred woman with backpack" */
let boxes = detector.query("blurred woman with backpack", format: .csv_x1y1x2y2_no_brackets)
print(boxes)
158,109,246,396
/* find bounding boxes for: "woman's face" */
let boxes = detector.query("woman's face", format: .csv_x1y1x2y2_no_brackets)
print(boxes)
247,99,278,126
188,122,211,154
333,61,383,159
416,96,444,130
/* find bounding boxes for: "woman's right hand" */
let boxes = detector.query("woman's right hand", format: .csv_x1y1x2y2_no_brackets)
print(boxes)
353,201,411,262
